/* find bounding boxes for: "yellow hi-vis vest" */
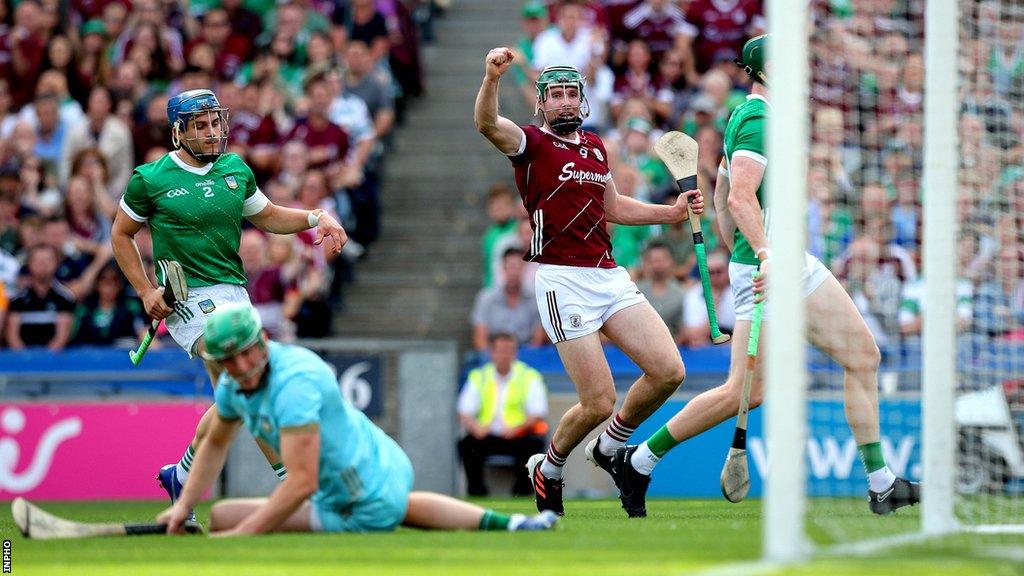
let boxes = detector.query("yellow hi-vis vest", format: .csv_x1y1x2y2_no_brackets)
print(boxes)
469,360,548,436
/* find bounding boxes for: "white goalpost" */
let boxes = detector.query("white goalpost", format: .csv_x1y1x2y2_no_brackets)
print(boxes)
762,0,1024,562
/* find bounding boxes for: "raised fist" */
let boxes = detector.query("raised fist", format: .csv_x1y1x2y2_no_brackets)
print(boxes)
485,47,515,80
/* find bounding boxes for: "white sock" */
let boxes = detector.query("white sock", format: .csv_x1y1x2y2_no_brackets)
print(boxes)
599,414,636,456
868,466,897,493
507,513,526,531
597,432,621,456
539,457,563,479
174,463,190,485
630,442,660,476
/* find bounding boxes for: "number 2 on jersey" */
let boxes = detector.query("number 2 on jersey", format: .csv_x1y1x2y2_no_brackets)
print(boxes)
203,186,214,198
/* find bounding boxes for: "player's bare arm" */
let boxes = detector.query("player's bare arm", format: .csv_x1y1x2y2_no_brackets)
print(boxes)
726,156,770,297
604,178,705,225
475,47,527,155
111,207,174,320
220,428,321,536
158,413,241,533
713,160,736,252
247,203,348,256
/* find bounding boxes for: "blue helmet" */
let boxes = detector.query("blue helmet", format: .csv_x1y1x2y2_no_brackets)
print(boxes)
167,89,229,162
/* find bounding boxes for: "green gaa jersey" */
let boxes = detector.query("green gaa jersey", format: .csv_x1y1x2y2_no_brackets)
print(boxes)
722,94,769,265
120,151,268,287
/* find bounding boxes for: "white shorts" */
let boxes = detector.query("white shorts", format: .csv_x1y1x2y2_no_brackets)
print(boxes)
165,284,251,357
534,264,647,343
729,253,831,321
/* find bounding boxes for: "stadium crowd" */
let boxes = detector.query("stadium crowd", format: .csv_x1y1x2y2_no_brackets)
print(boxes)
473,0,1024,372
0,0,439,349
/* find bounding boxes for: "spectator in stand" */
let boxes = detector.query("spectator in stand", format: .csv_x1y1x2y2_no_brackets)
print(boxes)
240,229,294,340
612,40,659,118
899,235,975,338
30,93,70,181
345,39,397,143
44,215,113,301
471,247,545,352
509,2,549,108
457,332,548,497
6,244,75,350
636,240,685,340
617,0,696,70
681,248,734,347
228,82,285,181
17,70,85,132
481,183,519,289
608,164,656,270
69,148,117,217
130,94,171,170
682,0,763,73
61,85,133,196
186,8,251,80
654,48,698,127
532,0,600,73
64,174,111,253
1,0,49,109
286,74,351,185
833,182,918,350
337,0,391,63
71,262,145,346
973,244,1024,339
76,17,112,95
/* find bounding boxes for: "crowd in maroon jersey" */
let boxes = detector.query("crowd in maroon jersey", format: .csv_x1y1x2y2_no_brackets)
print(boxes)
476,0,1024,359
0,0,437,350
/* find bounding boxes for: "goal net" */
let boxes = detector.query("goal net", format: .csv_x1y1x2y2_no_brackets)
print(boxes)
762,0,1024,560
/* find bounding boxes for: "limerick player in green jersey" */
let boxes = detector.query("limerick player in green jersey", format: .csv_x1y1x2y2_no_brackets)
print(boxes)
110,89,346,512
613,35,920,517
157,304,558,535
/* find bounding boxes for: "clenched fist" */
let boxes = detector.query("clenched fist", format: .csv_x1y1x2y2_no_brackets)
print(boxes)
485,47,515,80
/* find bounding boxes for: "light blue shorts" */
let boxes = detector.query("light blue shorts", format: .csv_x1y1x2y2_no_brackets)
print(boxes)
309,440,414,533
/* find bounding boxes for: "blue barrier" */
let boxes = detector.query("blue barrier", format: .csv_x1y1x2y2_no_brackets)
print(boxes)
0,347,210,397
635,397,923,498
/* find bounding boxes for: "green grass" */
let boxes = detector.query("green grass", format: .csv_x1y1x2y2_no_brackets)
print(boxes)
1,499,1021,576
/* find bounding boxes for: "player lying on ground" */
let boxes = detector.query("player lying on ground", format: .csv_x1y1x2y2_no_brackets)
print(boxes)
110,89,347,512
157,303,558,535
614,35,920,517
474,46,704,517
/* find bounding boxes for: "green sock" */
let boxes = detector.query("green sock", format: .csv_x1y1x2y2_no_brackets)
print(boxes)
646,425,681,458
479,509,511,531
858,441,886,473
272,463,288,480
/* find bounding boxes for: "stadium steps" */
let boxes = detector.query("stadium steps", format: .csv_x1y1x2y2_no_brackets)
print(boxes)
333,0,530,344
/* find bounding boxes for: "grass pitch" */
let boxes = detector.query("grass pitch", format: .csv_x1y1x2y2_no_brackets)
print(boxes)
1,499,1020,576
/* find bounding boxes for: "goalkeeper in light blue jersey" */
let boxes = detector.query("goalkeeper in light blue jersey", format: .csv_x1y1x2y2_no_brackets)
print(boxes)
158,303,557,535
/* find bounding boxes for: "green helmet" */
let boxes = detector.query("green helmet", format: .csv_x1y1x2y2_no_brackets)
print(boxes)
201,302,263,361
535,65,588,135
736,34,769,86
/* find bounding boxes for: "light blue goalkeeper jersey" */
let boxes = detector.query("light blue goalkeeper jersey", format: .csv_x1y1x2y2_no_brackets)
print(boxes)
215,341,409,511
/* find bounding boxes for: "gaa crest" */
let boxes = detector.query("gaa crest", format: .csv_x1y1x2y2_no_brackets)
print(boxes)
224,175,238,189
569,314,582,328
198,299,217,314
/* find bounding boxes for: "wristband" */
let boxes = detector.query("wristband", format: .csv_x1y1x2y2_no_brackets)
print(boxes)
307,210,322,228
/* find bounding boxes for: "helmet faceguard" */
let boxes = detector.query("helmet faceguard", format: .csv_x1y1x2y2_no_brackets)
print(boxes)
167,89,230,163
535,65,590,135
735,34,769,87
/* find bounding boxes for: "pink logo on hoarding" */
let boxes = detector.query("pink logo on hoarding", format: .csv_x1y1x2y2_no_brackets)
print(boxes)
0,402,208,501
0,407,82,493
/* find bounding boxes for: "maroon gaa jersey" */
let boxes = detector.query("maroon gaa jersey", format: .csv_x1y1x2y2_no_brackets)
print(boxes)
510,125,616,269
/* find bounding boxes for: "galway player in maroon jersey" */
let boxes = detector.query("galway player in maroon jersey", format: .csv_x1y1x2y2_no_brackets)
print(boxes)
474,47,704,516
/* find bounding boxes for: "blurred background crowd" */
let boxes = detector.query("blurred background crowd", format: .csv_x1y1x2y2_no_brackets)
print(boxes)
0,0,1021,363
473,0,1024,366
0,0,438,349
